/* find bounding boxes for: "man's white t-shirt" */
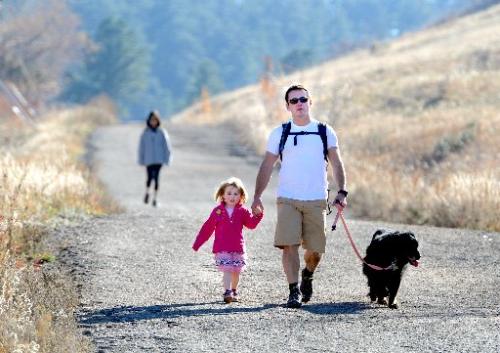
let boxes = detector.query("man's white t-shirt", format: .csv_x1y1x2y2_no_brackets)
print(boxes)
266,119,338,200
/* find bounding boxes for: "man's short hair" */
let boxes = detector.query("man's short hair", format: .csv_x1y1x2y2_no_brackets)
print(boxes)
285,85,309,103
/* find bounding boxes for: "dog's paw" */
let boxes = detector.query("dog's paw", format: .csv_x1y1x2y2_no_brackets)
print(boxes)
389,301,399,309
377,298,388,305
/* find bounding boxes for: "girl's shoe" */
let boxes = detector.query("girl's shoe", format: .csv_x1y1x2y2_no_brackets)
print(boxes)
223,289,233,303
231,289,239,302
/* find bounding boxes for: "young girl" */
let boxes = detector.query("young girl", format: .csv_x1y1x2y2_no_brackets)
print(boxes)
192,177,263,303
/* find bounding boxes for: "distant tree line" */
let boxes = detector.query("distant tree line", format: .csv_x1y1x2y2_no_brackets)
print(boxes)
1,0,483,119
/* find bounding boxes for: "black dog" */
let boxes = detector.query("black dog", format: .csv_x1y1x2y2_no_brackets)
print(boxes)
362,229,420,309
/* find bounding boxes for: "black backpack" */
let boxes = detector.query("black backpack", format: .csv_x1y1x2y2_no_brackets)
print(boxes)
278,121,328,162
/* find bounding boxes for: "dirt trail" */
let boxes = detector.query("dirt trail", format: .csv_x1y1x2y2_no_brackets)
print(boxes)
62,121,499,353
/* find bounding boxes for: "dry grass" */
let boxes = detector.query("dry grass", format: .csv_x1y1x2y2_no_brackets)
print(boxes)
173,5,500,231
0,96,118,352
0,252,92,353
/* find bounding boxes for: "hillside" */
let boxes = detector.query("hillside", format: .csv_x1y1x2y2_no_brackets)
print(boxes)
173,4,500,231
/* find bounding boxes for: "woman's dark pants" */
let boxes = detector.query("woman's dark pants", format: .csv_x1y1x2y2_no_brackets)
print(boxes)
146,164,162,190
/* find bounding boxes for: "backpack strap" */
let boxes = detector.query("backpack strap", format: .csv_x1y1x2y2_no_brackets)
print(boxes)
278,121,329,162
318,122,328,162
278,121,292,161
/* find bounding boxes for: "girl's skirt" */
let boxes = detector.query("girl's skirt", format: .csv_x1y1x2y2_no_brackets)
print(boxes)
214,252,246,273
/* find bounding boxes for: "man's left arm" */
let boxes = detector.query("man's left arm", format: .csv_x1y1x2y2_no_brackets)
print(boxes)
327,147,347,205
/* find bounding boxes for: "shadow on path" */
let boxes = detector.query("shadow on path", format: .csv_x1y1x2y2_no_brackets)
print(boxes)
79,302,280,325
301,301,373,315
79,301,373,326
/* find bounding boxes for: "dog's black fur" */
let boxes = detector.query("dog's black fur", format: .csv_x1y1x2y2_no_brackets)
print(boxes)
362,229,420,309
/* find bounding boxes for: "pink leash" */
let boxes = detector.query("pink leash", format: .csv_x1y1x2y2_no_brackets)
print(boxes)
331,205,393,271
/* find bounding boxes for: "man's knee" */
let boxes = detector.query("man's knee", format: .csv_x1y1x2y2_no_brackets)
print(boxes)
305,251,322,265
282,245,299,255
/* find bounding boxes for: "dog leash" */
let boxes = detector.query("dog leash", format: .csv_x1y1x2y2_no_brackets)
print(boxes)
331,204,393,271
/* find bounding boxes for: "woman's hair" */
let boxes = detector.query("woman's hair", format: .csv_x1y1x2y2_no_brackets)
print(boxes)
147,110,161,128
214,177,248,204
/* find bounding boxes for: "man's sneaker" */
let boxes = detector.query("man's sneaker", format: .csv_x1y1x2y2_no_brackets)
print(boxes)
152,199,157,207
300,268,314,303
223,290,233,303
231,289,239,302
286,287,302,308
143,193,149,204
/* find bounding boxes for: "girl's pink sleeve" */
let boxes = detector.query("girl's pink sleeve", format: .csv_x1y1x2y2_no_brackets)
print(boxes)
192,209,218,251
242,208,263,229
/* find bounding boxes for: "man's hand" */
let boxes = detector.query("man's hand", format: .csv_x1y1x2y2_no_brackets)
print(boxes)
331,190,348,210
251,197,264,215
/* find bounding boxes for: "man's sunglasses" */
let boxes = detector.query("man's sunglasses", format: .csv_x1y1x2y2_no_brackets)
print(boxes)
288,97,309,105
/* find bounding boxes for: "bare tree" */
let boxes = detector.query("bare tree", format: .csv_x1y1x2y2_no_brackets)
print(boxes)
0,0,92,109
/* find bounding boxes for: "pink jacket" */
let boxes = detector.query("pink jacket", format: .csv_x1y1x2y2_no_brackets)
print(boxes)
192,203,263,253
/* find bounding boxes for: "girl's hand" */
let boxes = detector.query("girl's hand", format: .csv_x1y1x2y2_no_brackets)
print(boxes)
251,197,264,215
253,205,263,216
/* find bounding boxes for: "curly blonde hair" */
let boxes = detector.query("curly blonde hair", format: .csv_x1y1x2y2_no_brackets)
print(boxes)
214,177,248,204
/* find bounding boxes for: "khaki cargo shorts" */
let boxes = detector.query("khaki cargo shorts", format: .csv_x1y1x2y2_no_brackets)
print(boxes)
275,197,328,253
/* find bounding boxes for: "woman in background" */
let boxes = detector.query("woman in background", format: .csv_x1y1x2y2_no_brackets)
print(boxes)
138,110,172,207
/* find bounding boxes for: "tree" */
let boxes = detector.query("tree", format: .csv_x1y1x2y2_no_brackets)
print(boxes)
62,16,151,117
185,59,224,105
280,49,314,74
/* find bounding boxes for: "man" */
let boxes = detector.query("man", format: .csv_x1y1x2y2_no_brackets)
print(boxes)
251,85,347,308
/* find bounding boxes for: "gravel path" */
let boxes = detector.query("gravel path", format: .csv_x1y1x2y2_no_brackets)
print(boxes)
62,122,499,353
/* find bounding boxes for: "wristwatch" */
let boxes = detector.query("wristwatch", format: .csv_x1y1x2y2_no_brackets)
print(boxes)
337,189,348,197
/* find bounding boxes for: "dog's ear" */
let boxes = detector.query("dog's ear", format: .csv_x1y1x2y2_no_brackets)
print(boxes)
407,232,418,244
401,232,419,249
372,229,386,240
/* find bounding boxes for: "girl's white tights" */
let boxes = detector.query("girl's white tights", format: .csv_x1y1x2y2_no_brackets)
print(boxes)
223,271,232,290
222,271,240,291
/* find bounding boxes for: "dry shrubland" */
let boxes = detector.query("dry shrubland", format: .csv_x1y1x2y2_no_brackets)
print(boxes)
0,97,118,352
173,4,500,231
